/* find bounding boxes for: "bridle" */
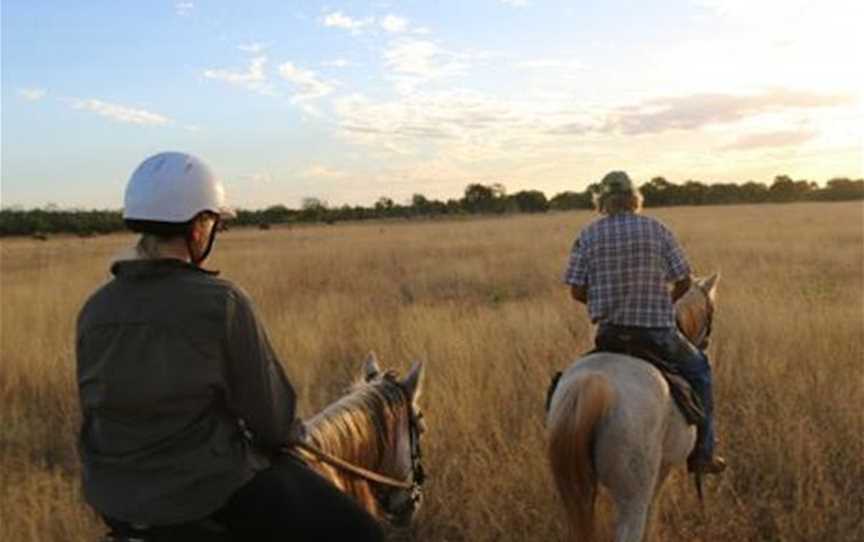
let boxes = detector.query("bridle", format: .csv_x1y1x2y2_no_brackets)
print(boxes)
293,374,426,521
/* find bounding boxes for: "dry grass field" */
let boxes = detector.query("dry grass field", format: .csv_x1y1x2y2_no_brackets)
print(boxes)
1,202,862,541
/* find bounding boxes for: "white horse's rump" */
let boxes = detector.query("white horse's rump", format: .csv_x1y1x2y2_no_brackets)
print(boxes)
547,275,718,542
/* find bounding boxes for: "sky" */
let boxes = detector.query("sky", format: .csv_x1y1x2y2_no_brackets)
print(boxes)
2,0,862,210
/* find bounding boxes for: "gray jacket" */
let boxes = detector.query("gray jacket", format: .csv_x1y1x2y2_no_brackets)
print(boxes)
76,258,297,525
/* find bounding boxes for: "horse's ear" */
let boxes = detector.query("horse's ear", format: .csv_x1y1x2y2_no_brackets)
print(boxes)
401,360,424,400
363,352,381,381
702,272,720,296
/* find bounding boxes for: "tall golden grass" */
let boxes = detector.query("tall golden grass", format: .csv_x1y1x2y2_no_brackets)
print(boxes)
1,202,862,541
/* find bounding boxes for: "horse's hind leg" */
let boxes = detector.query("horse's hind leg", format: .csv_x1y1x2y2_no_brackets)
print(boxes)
597,445,662,542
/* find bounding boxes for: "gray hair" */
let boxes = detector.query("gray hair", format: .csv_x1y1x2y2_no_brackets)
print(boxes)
594,189,643,215
135,234,177,259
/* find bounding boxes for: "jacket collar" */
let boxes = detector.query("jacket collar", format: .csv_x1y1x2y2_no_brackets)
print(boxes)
111,258,219,278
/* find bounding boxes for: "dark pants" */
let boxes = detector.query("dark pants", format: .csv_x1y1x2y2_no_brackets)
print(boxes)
597,324,717,460
104,457,384,542
215,456,385,541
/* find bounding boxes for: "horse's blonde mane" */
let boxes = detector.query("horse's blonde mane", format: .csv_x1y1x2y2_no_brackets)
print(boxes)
305,375,409,518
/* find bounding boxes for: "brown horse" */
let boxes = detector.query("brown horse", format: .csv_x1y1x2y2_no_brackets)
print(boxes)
546,274,719,542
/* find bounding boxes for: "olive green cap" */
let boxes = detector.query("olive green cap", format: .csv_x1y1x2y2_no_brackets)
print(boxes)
600,171,635,195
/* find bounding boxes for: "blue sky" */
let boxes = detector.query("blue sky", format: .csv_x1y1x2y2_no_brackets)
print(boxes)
2,0,861,210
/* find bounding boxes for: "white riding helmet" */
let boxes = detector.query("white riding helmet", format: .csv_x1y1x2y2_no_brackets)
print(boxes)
123,152,235,224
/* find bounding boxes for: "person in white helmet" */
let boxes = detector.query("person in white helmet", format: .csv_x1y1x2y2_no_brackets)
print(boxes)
76,152,384,541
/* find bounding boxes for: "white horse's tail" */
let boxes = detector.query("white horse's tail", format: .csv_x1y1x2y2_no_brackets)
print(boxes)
547,373,616,541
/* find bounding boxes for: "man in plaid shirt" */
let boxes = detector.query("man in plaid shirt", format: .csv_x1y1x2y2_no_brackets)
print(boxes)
564,171,725,474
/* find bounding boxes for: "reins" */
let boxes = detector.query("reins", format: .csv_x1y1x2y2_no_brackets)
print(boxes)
292,441,414,489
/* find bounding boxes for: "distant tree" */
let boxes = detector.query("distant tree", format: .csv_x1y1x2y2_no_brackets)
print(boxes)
463,184,496,213
511,190,549,213
822,178,864,200
375,197,394,214
300,197,328,221
262,204,292,224
640,176,674,206
549,191,592,210
769,175,814,202
739,181,769,203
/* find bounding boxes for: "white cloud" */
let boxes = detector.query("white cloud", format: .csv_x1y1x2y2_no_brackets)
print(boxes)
18,88,47,101
332,89,600,162
175,2,193,16
384,39,469,94
204,56,276,96
238,42,270,54
278,62,334,102
322,11,374,33
322,58,352,68
71,99,172,126
381,15,409,33
184,124,202,132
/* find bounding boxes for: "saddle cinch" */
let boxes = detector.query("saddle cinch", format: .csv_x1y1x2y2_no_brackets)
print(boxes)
546,334,706,426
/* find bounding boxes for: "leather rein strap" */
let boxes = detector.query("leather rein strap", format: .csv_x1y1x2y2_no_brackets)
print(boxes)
292,441,414,490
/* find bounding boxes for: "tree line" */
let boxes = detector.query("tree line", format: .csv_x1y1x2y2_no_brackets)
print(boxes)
1,175,861,237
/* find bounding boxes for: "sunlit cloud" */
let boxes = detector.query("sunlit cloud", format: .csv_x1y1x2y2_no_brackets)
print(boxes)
333,89,599,162
322,11,374,33
694,0,814,20
18,88,47,101
301,165,349,179
277,62,333,102
175,2,193,16
70,99,172,126
605,90,856,135
204,56,277,96
722,129,819,150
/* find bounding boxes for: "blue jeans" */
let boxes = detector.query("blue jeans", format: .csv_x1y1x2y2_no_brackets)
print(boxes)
597,324,716,460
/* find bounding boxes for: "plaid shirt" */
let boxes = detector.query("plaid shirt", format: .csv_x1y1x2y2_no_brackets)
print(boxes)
564,213,691,327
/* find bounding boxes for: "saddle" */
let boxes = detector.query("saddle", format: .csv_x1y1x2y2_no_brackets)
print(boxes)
593,332,705,426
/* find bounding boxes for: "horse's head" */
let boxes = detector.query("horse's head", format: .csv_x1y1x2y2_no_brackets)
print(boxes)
361,352,426,526
675,273,720,349
305,352,426,526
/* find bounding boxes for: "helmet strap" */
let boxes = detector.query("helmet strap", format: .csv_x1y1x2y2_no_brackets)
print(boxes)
185,216,220,267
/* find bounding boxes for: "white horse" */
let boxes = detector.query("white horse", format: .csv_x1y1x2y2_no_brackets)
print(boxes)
546,274,719,542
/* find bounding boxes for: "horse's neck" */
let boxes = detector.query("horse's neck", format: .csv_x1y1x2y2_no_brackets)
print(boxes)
303,390,399,518
675,291,706,343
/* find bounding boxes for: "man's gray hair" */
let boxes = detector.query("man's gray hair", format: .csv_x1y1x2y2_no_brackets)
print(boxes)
594,189,644,215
